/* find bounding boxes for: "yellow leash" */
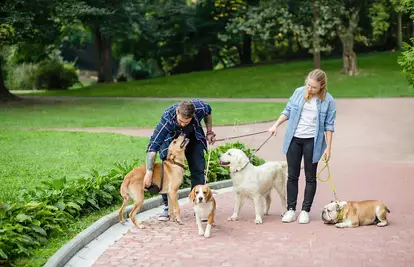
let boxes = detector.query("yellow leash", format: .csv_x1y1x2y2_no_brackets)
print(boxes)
204,146,212,183
317,155,339,203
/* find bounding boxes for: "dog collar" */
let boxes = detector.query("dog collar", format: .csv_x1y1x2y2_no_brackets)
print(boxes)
337,207,344,221
234,160,249,173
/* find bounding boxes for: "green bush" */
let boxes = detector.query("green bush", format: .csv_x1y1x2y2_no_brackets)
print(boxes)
398,37,414,86
34,60,79,90
0,142,263,265
5,63,37,91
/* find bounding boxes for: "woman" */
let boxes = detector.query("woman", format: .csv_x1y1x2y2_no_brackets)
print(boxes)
268,69,336,224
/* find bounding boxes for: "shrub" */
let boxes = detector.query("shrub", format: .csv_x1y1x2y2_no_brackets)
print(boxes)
4,63,37,91
34,60,79,90
398,37,414,86
1,142,263,265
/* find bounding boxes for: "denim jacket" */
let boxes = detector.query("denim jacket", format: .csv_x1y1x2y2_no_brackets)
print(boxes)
281,86,336,163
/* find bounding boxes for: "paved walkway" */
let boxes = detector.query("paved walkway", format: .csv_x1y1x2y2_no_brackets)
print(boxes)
63,98,414,267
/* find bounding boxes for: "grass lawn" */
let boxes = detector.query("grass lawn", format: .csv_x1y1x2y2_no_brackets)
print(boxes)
0,100,286,128
0,130,151,266
21,51,414,98
0,130,148,203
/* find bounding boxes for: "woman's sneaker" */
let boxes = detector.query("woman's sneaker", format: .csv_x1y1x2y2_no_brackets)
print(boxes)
298,211,310,224
282,209,297,223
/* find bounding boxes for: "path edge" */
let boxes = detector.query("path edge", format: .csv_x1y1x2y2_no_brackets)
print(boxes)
44,179,233,267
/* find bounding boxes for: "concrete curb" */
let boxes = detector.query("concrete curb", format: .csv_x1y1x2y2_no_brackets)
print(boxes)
44,179,233,267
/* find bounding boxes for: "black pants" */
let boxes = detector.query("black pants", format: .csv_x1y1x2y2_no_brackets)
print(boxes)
286,137,318,212
161,139,205,209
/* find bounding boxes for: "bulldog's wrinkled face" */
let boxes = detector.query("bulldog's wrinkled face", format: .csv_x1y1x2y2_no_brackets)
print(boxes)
321,202,341,224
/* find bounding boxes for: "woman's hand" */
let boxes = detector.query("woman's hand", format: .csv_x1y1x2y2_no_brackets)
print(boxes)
268,124,278,136
323,147,331,162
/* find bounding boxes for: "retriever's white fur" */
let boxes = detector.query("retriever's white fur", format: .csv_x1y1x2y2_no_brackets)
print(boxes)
219,148,287,224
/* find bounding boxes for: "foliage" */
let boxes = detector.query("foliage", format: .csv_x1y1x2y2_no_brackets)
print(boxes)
0,141,261,264
5,63,38,91
398,37,414,85
34,60,79,90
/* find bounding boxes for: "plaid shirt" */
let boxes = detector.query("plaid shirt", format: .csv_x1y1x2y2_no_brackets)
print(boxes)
146,99,212,160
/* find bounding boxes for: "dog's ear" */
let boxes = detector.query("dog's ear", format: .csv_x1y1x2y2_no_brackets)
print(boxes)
231,150,249,172
204,186,213,202
188,186,197,203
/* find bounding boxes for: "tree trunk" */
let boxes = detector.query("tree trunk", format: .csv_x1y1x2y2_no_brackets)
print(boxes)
194,45,213,71
0,60,19,102
341,34,358,76
312,0,321,69
397,12,402,50
94,27,113,83
240,34,253,65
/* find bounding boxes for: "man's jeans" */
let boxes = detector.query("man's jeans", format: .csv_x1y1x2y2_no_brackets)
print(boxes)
161,139,205,212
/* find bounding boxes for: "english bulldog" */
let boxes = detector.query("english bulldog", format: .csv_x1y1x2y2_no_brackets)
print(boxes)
321,200,390,228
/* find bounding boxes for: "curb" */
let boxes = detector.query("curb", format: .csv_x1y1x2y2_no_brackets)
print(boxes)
44,179,233,267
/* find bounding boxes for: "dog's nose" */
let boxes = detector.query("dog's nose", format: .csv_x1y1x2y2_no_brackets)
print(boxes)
198,197,203,202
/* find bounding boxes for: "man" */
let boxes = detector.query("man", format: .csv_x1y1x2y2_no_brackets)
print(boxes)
144,99,216,221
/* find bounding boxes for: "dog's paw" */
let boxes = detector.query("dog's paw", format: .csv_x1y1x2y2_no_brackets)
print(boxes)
377,221,388,227
335,223,345,228
198,230,205,236
255,217,263,224
204,231,211,238
228,215,239,221
175,218,183,225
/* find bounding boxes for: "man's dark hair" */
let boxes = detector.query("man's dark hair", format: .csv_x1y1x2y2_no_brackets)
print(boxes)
177,100,195,118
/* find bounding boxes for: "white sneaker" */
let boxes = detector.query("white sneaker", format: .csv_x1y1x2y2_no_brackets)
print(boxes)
298,211,310,224
282,209,297,223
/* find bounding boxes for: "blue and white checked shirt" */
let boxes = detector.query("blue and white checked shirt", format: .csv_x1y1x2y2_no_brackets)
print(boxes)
146,99,212,160
281,86,336,163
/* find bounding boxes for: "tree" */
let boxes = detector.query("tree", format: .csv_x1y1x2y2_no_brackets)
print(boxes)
57,0,144,83
391,0,406,49
0,0,61,101
330,0,390,76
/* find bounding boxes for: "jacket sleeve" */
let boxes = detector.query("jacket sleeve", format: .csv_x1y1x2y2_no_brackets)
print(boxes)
146,113,171,153
281,88,299,119
324,100,336,132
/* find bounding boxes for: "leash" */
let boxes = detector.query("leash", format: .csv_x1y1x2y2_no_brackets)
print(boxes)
214,130,268,142
317,155,339,203
205,132,273,180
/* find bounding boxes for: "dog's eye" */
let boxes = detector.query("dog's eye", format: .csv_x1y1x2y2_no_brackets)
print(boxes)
195,191,198,194
228,153,231,156
203,191,207,194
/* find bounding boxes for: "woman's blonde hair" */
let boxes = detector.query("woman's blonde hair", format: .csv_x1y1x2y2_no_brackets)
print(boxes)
304,69,328,101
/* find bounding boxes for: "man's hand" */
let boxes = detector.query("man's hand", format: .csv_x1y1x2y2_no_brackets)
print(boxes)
207,131,216,145
143,171,153,188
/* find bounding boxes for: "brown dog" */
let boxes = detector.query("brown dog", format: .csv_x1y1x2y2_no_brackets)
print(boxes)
118,134,189,228
321,200,390,228
189,184,216,238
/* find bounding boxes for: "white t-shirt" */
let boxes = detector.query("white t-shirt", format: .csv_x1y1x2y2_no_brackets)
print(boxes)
294,97,318,138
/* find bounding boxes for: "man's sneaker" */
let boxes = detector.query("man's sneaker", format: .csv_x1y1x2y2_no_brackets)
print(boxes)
281,209,297,223
298,210,310,224
157,208,169,221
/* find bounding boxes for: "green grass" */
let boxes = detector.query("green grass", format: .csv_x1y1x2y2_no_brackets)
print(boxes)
0,129,148,203
21,51,414,98
0,100,286,128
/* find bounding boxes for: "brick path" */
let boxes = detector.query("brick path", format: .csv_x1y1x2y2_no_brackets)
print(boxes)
86,98,414,267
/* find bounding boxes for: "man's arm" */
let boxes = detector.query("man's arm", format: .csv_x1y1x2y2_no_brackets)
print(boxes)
203,114,213,132
145,151,156,172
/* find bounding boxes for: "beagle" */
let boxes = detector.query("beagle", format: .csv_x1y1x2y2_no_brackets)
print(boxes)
189,184,216,238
